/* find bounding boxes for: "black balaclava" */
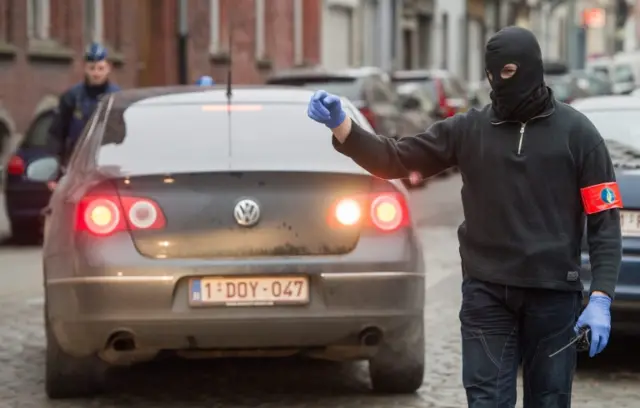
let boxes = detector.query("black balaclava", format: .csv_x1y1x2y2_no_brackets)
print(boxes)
485,26,551,122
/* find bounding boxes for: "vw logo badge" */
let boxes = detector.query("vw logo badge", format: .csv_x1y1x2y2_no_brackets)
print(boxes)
234,199,261,227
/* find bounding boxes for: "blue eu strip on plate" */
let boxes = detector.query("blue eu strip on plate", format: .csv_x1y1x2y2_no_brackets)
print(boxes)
191,279,202,302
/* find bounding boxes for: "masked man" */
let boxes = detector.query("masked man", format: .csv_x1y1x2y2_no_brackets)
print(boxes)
47,43,120,173
307,27,621,407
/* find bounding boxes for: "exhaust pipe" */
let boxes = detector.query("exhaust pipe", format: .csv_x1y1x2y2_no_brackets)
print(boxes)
359,327,383,347
107,331,136,352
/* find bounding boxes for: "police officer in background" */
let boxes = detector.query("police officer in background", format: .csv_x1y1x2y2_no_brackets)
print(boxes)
307,26,621,407
47,43,120,175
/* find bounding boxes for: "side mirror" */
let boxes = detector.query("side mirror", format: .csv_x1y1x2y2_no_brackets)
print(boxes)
25,157,60,182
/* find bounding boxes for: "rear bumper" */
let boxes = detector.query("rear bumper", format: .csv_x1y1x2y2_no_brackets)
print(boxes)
46,271,425,358
581,253,640,334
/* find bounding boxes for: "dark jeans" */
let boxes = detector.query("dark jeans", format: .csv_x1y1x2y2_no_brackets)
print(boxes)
460,277,582,408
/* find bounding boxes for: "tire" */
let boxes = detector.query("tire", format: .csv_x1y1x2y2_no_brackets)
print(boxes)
369,320,425,394
45,318,107,399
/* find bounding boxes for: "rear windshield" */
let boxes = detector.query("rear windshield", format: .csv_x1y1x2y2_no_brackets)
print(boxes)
98,103,369,175
267,77,362,100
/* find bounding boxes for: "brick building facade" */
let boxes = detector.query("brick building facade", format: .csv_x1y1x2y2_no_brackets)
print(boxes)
0,0,322,148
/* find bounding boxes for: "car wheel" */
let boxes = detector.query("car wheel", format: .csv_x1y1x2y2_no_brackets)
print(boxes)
45,319,107,399
369,319,425,394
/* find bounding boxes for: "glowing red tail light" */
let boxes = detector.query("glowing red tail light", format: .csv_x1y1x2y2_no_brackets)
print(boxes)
370,194,404,231
435,79,456,118
333,193,408,232
7,155,25,176
76,195,166,236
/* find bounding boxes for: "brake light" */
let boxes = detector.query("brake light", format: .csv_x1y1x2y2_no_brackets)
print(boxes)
7,155,25,176
335,198,362,226
333,193,408,232
371,194,403,231
359,106,377,130
76,195,166,236
84,198,121,235
435,79,456,118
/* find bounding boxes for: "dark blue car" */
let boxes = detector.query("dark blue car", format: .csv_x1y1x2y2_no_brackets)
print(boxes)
572,96,640,335
3,112,55,241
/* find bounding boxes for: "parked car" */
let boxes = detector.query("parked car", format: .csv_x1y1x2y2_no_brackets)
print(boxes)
467,81,492,108
3,111,56,242
266,67,421,139
611,52,640,95
390,70,470,119
35,85,426,398
546,74,592,103
571,95,640,336
394,82,440,188
570,70,613,96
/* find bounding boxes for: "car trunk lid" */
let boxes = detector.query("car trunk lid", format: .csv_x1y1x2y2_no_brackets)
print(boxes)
113,172,375,258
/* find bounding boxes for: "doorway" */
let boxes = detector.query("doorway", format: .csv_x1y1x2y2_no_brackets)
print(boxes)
136,0,174,86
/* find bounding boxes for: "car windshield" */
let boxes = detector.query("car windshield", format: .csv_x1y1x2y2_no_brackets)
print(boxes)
266,77,362,100
613,64,634,83
580,109,640,160
20,113,54,149
547,77,572,101
98,102,371,176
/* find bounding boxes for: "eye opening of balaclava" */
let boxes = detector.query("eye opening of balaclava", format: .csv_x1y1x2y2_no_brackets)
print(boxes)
485,26,550,122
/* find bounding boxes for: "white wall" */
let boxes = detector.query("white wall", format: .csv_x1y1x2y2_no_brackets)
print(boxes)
432,0,466,77
320,0,388,69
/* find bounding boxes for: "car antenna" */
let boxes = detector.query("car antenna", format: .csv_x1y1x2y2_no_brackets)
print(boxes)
226,6,234,159
226,6,233,103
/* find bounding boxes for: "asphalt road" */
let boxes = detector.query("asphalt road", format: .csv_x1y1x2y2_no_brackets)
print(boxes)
0,175,639,407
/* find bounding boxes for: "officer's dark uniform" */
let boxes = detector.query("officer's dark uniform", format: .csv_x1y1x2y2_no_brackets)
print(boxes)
48,44,120,169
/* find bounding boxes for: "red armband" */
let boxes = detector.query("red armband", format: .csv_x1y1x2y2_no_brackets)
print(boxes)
580,182,623,215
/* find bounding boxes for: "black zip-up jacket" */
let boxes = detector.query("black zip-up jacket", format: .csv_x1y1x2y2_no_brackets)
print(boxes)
333,99,621,297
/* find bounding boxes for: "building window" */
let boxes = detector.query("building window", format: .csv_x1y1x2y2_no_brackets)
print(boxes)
441,12,449,70
1,0,13,42
27,0,50,40
210,0,221,53
84,0,104,44
293,0,304,65
255,0,266,60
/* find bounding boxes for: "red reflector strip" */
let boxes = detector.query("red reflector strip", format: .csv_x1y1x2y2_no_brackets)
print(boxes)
580,182,623,215
201,105,263,112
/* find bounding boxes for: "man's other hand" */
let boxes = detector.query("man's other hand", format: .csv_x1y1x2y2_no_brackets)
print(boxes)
574,293,612,358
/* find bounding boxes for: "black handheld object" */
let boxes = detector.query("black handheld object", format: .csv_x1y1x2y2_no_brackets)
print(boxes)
548,326,591,358
575,326,591,353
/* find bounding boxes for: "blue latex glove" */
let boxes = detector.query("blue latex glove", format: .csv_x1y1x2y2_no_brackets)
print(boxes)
574,293,612,357
307,90,346,129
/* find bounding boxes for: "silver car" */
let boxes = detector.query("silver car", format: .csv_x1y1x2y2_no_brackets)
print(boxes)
29,86,426,399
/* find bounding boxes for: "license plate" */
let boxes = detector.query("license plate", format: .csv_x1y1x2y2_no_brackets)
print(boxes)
620,210,640,237
189,276,309,306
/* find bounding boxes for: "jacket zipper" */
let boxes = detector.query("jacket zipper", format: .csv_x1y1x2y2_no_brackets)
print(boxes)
493,111,554,156
517,124,526,155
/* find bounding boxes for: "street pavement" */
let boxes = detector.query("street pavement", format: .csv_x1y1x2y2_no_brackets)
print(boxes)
1,176,639,407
